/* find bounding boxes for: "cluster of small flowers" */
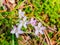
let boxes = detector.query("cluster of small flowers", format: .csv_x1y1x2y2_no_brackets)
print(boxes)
34,22,46,36
11,10,46,38
28,18,46,36
28,17,46,36
11,10,27,38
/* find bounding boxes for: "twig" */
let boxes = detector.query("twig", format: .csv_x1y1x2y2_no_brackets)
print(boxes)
52,31,60,40
56,42,60,45
44,30,51,45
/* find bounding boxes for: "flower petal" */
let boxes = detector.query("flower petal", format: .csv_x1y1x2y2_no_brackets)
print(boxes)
35,30,39,36
11,30,15,34
40,26,46,30
17,23,22,30
39,30,44,34
18,10,25,18
10,26,16,34
38,22,42,27
39,26,46,34
15,33,19,38
34,26,38,30
29,18,36,26
23,16,27,21
23,22,27,28
18,30,24,34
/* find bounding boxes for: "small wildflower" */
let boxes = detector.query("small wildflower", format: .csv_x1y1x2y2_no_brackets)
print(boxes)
35,22,46,36
17,16,28,30
38,22,42,27
15,30,24,38
29,18,36,26
35,26,39,36
22,16,28,28
11,26,17,34
11,26,24,38
17,23,22,30
18,10,25,18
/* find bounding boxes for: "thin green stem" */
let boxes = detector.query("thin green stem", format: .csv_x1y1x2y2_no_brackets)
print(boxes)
12,34,14,45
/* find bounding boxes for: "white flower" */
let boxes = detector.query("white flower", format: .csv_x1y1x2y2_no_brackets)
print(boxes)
18,10,25,18
35,22,46,36
17,16,28,30
15,30,24,38
11,26,17,34
17,23,22,30
22,16,28,28
11,26,24,38
29,18,36,26
38,22,42,27
35,26,39,35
